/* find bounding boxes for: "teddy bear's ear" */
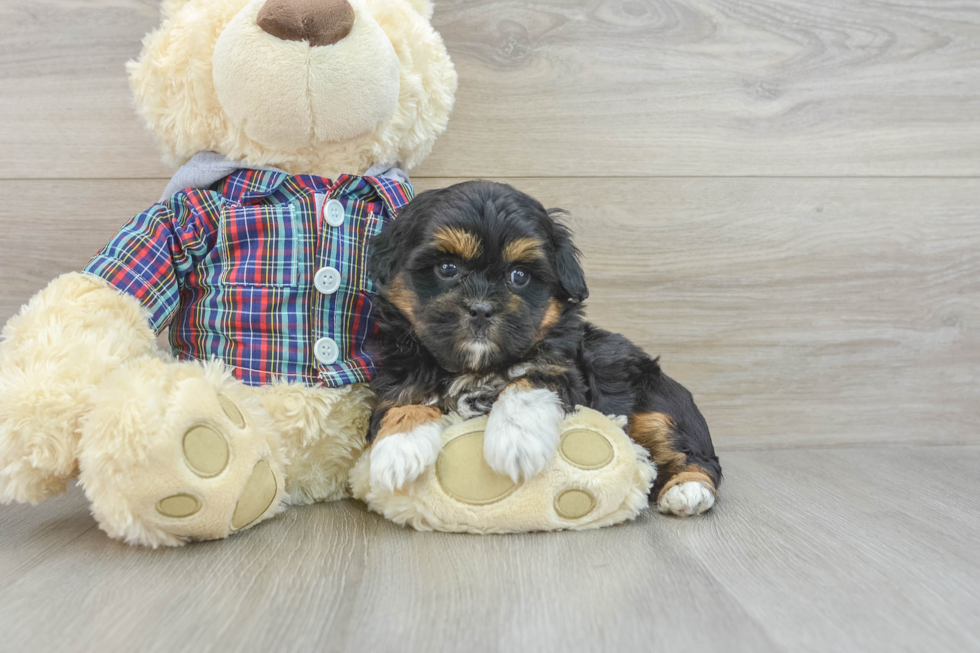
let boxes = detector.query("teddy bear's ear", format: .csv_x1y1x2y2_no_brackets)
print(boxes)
403,0,434,19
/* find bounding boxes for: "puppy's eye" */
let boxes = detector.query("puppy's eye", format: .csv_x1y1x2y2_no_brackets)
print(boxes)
509,268,531,288
436,262,460,280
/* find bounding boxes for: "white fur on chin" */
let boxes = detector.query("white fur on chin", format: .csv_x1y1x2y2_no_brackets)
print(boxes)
370,422,443,492
484,385,563,483
464,341,495,370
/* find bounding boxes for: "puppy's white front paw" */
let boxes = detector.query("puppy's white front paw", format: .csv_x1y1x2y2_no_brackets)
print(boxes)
370,422,443,492
658,481,716,516
484,385,563,482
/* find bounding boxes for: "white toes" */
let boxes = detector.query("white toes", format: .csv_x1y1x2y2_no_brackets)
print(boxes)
370,422,443,492
484,385,563,482
658,480,716,516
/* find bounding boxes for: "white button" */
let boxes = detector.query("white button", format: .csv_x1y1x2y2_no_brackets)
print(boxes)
324,199,345,227
314,337,339,365
314,267,341,295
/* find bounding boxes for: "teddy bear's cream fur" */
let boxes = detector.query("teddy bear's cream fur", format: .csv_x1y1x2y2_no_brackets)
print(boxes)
0,0,655,546
134,0,455,175
0,0,456,547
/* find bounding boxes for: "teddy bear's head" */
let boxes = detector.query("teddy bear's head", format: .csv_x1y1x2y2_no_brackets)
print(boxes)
130,0,457,176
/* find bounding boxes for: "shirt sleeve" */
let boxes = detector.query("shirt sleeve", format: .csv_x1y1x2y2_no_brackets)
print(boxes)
83,189,223,333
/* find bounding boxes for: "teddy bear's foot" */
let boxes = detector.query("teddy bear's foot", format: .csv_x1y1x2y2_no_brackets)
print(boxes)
78,357,285,547
164,415,279,532
351,407,657,533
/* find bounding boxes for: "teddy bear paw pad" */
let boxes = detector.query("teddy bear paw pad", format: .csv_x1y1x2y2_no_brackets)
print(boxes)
231,460,278,530
558,428,614,470
217,395,246,428
554,489,597,519
156,493,202,518
182,425,230,477
436,430,518,504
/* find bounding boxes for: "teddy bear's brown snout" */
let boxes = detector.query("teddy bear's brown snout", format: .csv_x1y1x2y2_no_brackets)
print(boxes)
257,0,355,47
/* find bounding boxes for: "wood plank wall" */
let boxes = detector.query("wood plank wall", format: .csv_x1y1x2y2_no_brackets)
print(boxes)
1,0,978,449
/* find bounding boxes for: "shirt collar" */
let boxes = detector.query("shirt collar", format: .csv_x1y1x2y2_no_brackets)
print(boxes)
218,169,414,215
162,151,414,215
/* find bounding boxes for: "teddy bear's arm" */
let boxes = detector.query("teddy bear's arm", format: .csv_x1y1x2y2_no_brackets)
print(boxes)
82,190,224,335
0,190,223,504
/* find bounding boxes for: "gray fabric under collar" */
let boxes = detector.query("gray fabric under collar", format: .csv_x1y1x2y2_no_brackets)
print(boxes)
159,151,410,202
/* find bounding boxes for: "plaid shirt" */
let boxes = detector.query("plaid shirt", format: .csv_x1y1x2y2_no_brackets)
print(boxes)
84,169,413,387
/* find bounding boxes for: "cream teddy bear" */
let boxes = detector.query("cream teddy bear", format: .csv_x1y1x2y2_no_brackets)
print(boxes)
0,0,655,546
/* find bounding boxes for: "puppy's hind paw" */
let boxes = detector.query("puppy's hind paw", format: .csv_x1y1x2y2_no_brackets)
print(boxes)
370,422,443,492
483,385,563,482
658,480,716,516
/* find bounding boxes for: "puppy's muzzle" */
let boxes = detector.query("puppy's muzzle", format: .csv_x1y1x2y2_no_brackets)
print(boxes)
467,301,495,328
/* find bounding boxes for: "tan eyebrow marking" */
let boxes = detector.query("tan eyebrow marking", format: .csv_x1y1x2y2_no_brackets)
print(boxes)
503,237,545,263
432,226,482,259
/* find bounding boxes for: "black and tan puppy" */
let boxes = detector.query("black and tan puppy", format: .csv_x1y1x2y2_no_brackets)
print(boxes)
366,180,721,516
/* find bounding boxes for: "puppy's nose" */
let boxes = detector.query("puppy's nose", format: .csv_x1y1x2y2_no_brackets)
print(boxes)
257,0,355,47
468,302,495,324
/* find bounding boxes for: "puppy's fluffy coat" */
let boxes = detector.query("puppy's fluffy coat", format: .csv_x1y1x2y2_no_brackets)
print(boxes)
366,181,721,516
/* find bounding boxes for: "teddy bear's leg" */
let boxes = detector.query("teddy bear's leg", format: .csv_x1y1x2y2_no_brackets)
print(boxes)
256,382,373,506
0,273,158,504
79,357,286,547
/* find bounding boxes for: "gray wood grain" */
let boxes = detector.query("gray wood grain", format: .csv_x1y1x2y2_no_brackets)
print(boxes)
3,178,977,449
2,2,979,652
2,0,980,179
1,447,978,653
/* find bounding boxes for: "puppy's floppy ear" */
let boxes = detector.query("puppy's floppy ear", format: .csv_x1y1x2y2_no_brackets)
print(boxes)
371,187,445,287
369,215,410,289
548,209,589,303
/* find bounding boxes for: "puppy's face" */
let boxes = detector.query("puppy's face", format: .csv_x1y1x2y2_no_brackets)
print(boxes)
371,181,588,373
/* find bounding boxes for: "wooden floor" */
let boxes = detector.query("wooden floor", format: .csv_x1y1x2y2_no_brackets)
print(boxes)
2,447,979,652
1,0,979,651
